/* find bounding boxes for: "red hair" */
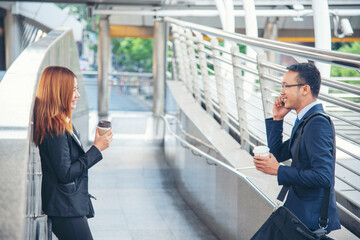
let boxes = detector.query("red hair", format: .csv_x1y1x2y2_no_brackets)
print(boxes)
33,66,76,146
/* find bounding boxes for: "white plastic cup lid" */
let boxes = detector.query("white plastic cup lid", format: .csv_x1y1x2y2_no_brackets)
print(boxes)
253,146,269,155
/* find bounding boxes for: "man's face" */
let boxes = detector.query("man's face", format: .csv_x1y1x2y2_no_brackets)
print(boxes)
280,71,304,110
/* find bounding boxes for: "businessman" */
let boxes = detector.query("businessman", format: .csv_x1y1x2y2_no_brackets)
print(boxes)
253,63,341,233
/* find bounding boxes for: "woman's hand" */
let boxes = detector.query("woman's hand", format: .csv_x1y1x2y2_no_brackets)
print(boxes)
94,128,113,151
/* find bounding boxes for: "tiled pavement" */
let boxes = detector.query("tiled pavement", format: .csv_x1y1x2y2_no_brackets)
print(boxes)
87,139,218,240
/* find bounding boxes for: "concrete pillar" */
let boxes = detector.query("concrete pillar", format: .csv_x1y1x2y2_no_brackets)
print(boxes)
4,9,21,69
98,16,110,118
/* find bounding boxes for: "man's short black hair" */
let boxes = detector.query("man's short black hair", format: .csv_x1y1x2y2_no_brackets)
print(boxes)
287,63,321,98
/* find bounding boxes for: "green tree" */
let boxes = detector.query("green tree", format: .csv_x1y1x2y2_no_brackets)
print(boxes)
112,38,153,72
331,42,360,77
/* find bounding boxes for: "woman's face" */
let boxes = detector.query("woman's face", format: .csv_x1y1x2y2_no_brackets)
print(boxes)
71,77,80,110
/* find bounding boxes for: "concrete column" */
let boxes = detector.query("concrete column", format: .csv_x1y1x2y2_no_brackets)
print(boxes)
152,19,167,117
4,9,21,69
98,16,110,118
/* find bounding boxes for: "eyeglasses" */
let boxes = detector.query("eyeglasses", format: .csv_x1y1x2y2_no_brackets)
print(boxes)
281,84,306,89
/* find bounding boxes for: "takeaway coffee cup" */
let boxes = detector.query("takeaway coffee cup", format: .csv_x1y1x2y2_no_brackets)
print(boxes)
253,146,270,157
97,120,111,136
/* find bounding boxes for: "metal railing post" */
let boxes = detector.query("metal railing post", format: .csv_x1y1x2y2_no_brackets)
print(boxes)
169,27,178,82
257,53,274,119
170,25,182,82
211,37,229,128
179,27,193,92
195,31,213,115
231,44,250,151
186,29,201,102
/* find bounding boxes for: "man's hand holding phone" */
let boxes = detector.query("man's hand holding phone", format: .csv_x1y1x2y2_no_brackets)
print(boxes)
273,96,291,120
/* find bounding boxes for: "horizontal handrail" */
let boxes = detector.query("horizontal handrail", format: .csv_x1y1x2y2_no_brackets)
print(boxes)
82,70,153,78
161,114,276,207
165,17,360,70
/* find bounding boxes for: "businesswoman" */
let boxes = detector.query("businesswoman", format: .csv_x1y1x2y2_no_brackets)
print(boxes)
33,66,113,240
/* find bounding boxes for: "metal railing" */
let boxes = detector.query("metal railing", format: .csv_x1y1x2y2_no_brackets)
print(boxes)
161,114,276,206
0,29,86,239
82,71,153,96
164,17,360,237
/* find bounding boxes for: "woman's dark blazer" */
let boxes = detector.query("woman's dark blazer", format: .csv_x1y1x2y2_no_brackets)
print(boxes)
38,128,102,217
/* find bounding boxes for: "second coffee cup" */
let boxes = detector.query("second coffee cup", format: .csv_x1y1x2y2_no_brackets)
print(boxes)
253,146,270,157
97,120,111,136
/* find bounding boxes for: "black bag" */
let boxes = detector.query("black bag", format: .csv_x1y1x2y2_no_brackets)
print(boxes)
251,206,329,240
86,194,96,219
251,113,335,240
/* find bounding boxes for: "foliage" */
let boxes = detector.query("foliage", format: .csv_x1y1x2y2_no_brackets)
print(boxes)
331,42,360,77
56,4,153,72
112,38,153,72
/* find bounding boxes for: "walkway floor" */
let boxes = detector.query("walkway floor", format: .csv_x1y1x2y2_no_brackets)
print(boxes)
87,113,218,240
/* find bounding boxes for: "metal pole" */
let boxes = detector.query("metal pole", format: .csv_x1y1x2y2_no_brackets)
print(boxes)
215,0,227,31
153,19,167,117
171,25,186,83
312,0,331,105
257,53,273,119
179,28,192,92
211,37,229,129
195,31,213,115
98,16,110,118
169,26,179,82
186,29,201,103
243,0,258,100
231,43,250,151
224,0,235,32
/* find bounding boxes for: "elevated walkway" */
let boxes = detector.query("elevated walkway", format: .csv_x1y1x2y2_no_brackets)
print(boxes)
0,15,359,239
86,112,218,240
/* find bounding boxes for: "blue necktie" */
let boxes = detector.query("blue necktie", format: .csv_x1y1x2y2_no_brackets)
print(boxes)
294,117,299,126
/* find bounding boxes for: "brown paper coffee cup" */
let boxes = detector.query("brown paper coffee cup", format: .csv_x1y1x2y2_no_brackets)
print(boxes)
97,120,111,136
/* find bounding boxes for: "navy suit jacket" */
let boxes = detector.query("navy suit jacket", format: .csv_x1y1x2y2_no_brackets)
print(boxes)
266,104,341,232
39,127,102,217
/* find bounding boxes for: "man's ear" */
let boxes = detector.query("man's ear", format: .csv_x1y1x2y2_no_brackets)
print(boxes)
302,85,311,96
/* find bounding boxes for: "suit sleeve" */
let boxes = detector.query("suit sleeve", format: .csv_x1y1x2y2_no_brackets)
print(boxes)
266,118,291,162
44,133,103,184
277,116,333,188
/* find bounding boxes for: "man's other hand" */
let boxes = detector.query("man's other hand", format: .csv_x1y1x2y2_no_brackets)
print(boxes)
253,153,280,175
